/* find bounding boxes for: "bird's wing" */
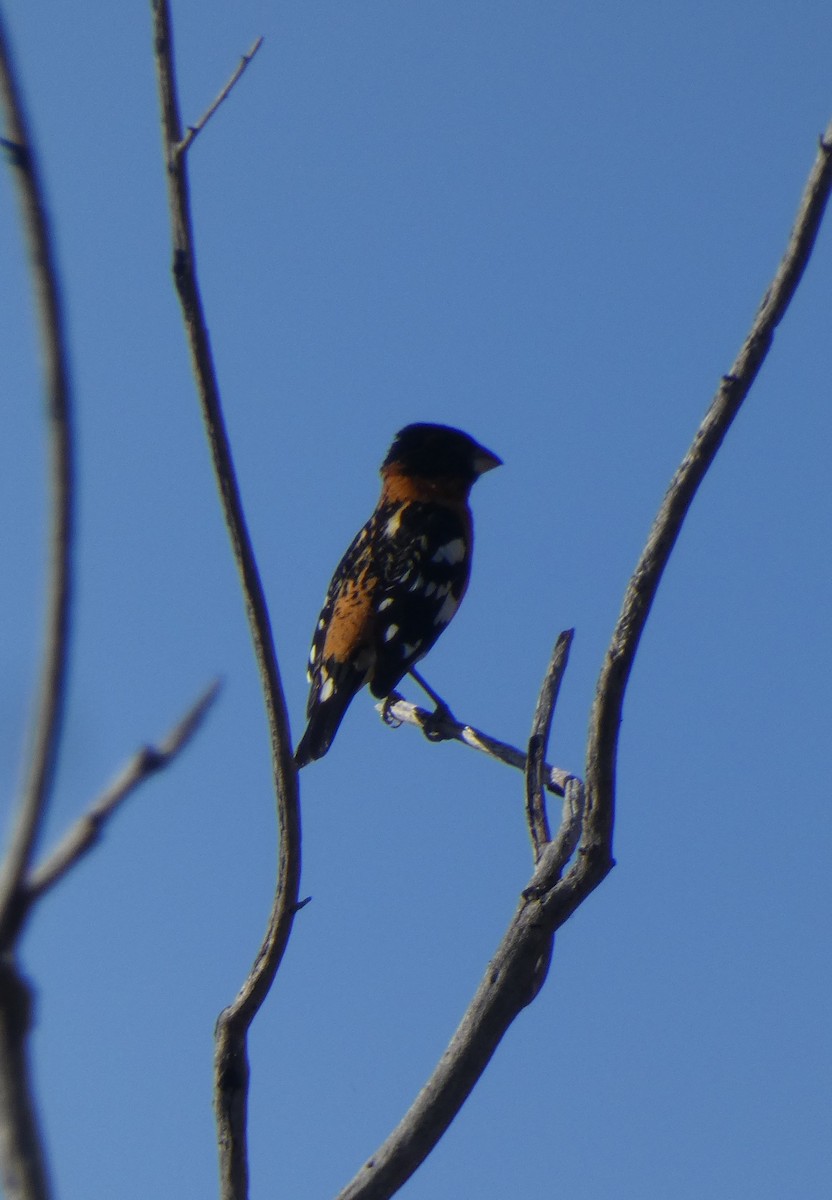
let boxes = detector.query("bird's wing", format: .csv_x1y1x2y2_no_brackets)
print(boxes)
368,500,472,698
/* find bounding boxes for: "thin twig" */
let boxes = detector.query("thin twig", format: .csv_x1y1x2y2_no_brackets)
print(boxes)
583,116,832,865
0,2,75,954
377,697,572,796
524,630,573,861
176,36,264,157
24,682,220,905
149,8,300,1200
336,122,832,1200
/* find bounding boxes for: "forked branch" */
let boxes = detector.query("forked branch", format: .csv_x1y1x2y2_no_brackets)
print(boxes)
149,6,301,1200
0,12,75,1198
334,119,832,1200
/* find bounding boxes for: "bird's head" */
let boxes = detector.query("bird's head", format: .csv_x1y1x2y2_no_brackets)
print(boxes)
382,423,502,486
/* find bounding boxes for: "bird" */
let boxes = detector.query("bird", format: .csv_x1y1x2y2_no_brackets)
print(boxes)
295,422,502,767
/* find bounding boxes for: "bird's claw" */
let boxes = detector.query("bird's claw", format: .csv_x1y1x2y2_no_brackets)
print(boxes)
381,693,404,728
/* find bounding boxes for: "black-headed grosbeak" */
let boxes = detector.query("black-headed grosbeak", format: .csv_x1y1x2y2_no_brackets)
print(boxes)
295,422,501,767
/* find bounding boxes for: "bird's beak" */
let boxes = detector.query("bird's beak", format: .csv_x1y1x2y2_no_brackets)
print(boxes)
473,446,503,475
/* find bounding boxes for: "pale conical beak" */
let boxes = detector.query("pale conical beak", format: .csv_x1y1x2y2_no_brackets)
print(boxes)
473,446,503,475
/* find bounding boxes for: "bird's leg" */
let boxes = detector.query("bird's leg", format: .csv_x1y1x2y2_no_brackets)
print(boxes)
409,669,456,741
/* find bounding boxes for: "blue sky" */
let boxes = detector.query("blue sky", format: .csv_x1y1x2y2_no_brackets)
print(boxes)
1,2,830,1197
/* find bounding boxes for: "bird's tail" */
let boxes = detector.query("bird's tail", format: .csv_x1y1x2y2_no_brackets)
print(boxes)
294,689,355,767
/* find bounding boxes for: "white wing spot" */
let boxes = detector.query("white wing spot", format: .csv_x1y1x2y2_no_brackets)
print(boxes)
378,597,394,611
431,538,466,565
434,593,459,626
317,617,326,631
383,624,399,642
408,575,424,592
402,642,420,658
320,676,335,702
434,582,451,599
385,511,403,536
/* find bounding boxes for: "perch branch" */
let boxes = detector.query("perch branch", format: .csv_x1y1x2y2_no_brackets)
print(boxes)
0,5,75,953
376,697,573,796
24,682,220,906
338,120,832,1200
150,7,299,1199
176,36,264,157
524,630,573,860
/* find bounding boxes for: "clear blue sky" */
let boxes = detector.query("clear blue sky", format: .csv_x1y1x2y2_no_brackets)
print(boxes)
1,2,830,1197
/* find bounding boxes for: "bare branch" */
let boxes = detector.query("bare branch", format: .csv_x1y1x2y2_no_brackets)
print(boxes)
335,778,582,1200
377,697,573,796
0,16,69,1195
24,682,220,905
524,630,573,860
149,6,300,1198
0,964,51,1200
583,117,832,864
525,777,584,897
337,122,832,1200
0,2,75,952
176,36,264,157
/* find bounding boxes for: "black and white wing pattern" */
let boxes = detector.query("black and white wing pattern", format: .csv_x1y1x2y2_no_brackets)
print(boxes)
367,500,472,698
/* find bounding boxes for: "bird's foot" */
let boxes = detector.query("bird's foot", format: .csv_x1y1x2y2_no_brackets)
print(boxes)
381,692,404,728
420,697,456,743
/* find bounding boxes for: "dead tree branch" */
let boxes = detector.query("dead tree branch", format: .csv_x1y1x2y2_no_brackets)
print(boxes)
377,697,573,796
0,11,74,1197
334,118,832,1200
0,673,215,1200
335,782,583,1200
0,962,50,1200
583,116,832,856
0,7,75,955
176,36,264,157
524,630,573,860
24,682,220,906
149,6,300,1200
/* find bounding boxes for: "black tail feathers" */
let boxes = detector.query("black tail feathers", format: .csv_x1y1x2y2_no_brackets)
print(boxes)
294,695,352,767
